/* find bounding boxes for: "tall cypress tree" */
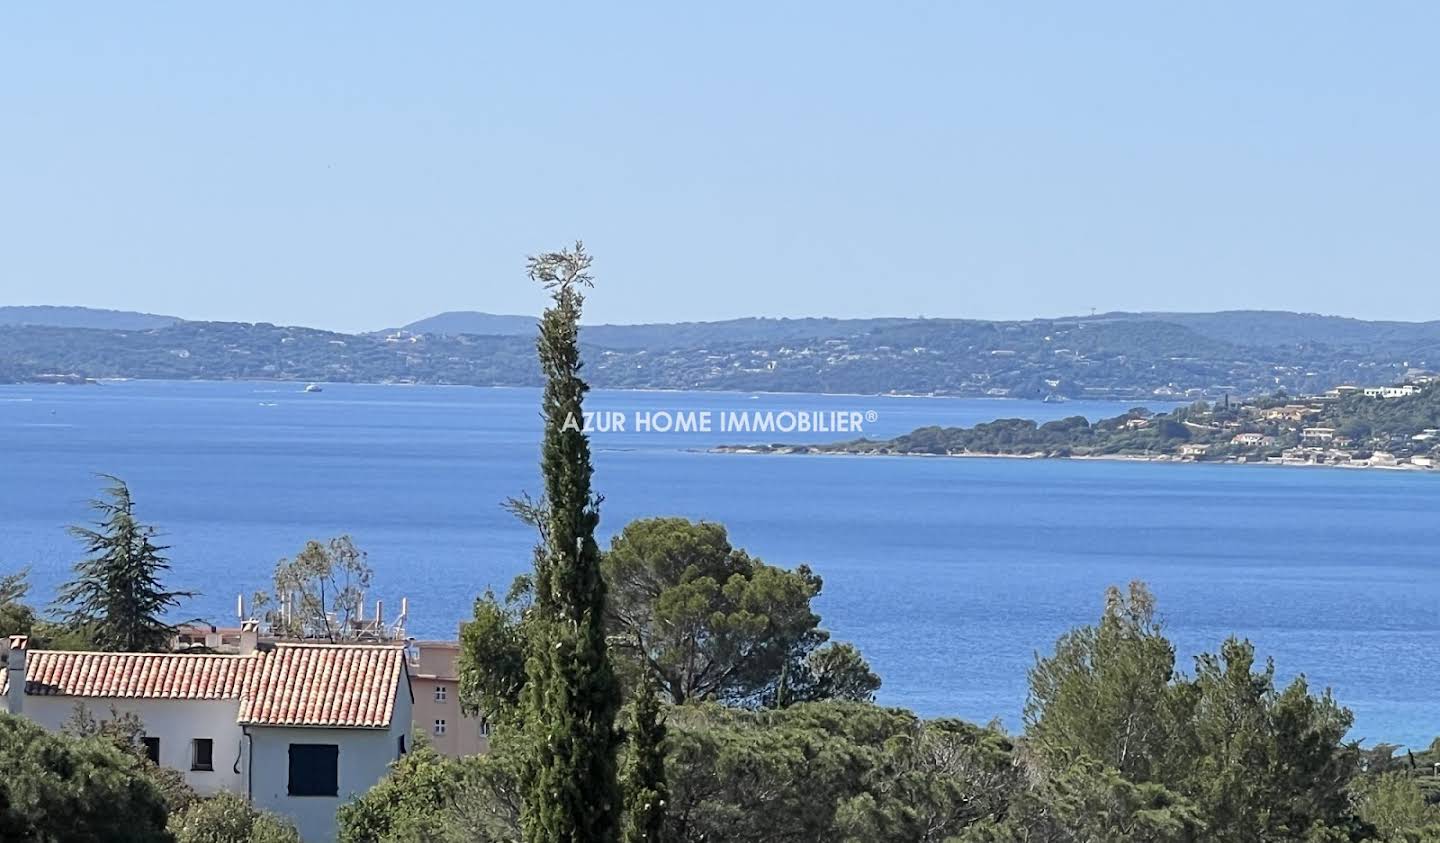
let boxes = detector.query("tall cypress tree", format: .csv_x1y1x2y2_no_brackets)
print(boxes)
622,671,668,843
55,475,191,652
519,243,622,842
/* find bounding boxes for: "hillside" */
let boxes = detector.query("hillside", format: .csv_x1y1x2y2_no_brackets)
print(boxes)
0,305,181,330
1087,310,1440,356
726,382,1440,470
581,317,919,351
395,311,919,349
396,311,536,336
2,310,1437,399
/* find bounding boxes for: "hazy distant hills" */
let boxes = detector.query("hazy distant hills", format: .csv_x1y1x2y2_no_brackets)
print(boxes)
0,305,181,330
1083,310,1440,354
4,307,1439,398
402,309,1440,356
393,311,919,350
394,311,536,336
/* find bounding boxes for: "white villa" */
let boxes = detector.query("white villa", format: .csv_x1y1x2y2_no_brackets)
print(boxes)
3,629,412,842
1361,385,1421,399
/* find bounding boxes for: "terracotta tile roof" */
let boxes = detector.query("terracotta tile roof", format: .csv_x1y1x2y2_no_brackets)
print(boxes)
3,644,409,730
3,651,254,699
238,644,407,729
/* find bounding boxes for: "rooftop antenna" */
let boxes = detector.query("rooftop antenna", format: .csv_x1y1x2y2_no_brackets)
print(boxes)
394,597,409,639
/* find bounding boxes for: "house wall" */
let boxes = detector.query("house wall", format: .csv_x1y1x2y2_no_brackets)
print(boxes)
247,726,396,842
410,674,489,756
22,696,245,795
409,641,490,756
247,682,411,842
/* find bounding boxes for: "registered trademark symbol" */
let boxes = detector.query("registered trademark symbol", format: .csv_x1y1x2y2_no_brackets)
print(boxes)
865,410,878,423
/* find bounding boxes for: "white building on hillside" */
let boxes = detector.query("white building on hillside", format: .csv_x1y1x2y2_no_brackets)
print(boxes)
3,632,412,842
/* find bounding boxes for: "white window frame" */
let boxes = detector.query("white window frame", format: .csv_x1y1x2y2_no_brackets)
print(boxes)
433,719,447,736
434,684,447,703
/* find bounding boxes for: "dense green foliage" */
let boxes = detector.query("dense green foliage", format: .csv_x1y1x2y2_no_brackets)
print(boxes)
61,703,198,814
964,584,1383,841
458,584,531,721
337,741,525,842
53,476,192,652
604,517,879,706
337,746,471,843
621,675,669,843
343,701,1025,843
0,712,172,842
1,567,36,636
167,793,302,843
459,517,879,718
449,579,1440,842
1354,773,1440,841
519,244,622,842
663,703,1011,843
1015,582,1368,842
27,703,300,841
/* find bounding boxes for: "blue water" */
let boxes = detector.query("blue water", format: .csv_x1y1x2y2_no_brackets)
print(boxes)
3,381,1438,746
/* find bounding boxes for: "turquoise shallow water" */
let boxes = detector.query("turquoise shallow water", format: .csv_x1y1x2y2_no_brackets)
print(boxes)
3,380,1438,746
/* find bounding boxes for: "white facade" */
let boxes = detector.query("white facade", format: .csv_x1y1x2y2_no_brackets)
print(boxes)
248,692,411,843
22,696,247,795
2,640,413,843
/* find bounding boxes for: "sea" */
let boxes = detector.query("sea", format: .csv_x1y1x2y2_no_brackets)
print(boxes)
3,380,1438,746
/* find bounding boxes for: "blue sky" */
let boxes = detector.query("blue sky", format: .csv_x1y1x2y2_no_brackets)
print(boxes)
3,3,1436,332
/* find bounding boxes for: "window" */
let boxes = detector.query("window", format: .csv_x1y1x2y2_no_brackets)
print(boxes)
142,736,160,765
191,738,214,771
287,744,339,797
478,717,491,737
433,719,446,736
397,734,407,757
434,684,447,703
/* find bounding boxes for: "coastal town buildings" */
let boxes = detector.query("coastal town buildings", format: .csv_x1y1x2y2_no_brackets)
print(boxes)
1362,385,1420,399
3,630,413,842
172,604,492,761
1261,405,1321,422
408,639,491,756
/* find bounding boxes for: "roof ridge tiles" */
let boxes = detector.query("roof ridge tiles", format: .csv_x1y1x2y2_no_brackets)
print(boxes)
5,644,406,729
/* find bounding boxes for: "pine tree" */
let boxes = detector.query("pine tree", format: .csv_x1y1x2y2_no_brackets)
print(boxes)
622,672,668,843
55,475,191,652
519,243,622,842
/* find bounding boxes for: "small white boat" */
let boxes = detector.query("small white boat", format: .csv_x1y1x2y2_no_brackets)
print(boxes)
303,383,323,393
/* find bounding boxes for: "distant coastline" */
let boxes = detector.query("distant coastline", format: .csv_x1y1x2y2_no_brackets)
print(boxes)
6,308,1440,399
713,381,1440,473
711,446,1439,474
3,376,1182,406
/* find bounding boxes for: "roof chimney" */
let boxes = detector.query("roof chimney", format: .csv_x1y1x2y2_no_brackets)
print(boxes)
3,635,27,715
239,620,259,656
